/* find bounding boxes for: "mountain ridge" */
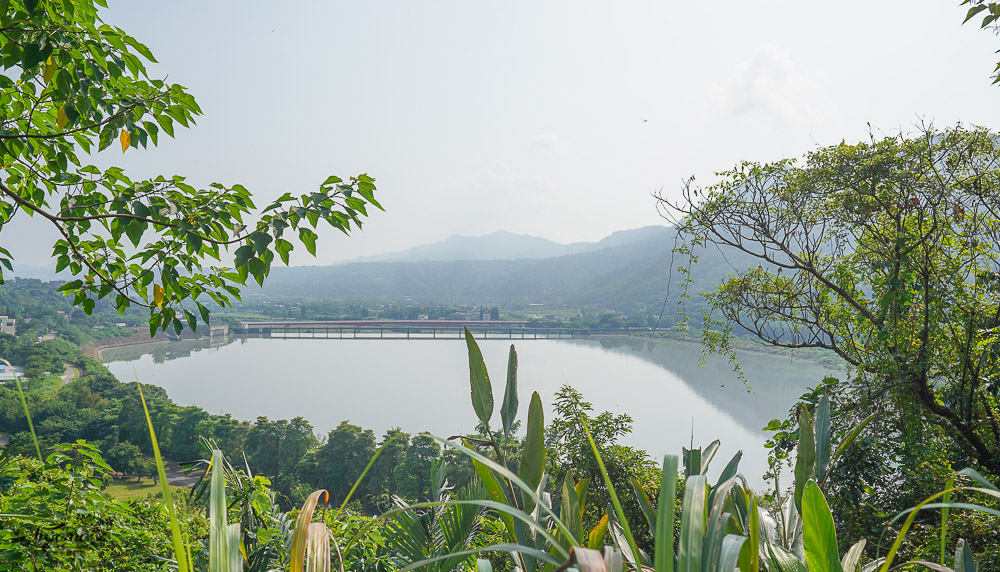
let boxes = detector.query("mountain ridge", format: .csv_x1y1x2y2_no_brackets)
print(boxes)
334,226,669,264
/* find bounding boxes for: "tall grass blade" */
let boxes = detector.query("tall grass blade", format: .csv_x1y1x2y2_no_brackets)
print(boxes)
13,376,41,461
432,435,577,545
333,432,405,519
824,413,875,485
956,467,1000,492
581,420,642,568
476,559,494,572
879,487,960,572
940,476,953,566
399,544,562,571
632,477,657,535
472,455,517,538
138,384,190,572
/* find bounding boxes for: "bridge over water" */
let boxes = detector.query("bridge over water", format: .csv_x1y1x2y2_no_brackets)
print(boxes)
235,320,637,340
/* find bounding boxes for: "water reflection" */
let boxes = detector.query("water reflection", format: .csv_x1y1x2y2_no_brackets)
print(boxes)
581,338,842,434
101,337,228,365
103,336,841,485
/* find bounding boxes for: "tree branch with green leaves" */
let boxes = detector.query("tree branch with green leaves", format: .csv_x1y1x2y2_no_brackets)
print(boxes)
0,0,383,335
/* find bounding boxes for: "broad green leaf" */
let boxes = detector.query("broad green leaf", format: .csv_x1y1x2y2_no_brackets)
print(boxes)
500,344,518,438
209,450,231,572
654,455,678,572
955,539,975,572
814,395,831,479
802,481,842,572
677,475,706,572
767,543,808,572
719,535,748,572
794,406,816,515
587,514,610,549
13,377,41,461
745,496,761,572
682,447,701,478
519,391,544,514
464,328,494,428
290,490,329,572
471,456,515,538
43,55,57,84
561,473,583,543
841,539,866,572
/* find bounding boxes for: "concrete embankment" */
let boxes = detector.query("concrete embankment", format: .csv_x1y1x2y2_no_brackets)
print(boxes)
83,332,174,360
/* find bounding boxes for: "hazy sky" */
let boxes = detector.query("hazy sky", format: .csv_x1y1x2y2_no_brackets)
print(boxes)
11,1,1000,266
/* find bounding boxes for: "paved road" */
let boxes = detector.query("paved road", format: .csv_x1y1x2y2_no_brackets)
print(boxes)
61,363,80,386
164,461,202,487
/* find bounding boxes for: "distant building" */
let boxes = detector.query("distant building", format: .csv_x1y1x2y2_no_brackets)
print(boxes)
0,316,15,335
417,314,429,321
0,361,24,381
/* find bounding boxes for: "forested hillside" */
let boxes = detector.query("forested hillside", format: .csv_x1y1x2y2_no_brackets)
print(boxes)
259,226,755,318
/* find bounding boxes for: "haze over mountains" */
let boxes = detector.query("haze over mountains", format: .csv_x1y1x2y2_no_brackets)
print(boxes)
262,225,748,317
337,227,671,264
11,225,749,318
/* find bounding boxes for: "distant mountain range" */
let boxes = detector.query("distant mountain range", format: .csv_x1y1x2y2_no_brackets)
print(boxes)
10,224,754,318
260,225,752,317
337,226,670,264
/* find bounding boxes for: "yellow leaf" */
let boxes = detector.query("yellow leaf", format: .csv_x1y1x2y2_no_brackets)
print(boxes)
153,284,164,309
120,129,130,153
43,56,56,84
56,106,68,130
85,274,94,284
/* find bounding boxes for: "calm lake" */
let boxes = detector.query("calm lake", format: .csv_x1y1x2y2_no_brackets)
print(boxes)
103,336,839,485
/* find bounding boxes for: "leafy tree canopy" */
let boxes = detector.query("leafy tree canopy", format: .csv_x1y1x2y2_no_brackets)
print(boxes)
962,0,1000,83
0,0,382,335
664,124,1000,474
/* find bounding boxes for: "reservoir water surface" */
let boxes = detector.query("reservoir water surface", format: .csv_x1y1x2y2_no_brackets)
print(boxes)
103,336,839,484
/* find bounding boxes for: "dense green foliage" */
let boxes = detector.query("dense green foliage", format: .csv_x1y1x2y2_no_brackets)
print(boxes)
670,126,1000,470
0,441,206,571
0,0,381,336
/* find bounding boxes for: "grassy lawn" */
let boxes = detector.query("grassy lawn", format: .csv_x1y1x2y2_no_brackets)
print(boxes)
104,477,189,499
